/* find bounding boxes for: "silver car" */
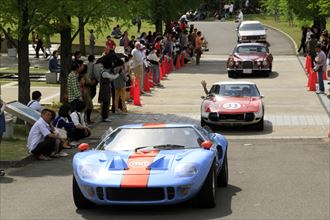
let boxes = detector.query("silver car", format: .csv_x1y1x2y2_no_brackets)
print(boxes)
237,21,267,43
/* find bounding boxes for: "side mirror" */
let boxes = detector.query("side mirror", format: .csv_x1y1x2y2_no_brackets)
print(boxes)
201,95,205,99
78,143,90,152
260,95,264,98
201,140,213,149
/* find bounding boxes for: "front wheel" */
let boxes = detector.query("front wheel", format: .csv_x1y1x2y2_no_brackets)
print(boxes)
196,163,217,208
73,176,95,209
254,117,264,131
217,153,228,187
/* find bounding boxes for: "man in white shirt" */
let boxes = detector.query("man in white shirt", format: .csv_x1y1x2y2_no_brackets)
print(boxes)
27,90,42,112
27,109,59,160
314,44,327,94
131,42,144,93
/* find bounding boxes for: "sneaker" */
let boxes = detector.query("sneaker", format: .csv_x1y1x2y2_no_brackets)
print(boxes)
102,118,112,122
70,141,79,147
316,91,324,94
55,152,69,157
38,154,52,160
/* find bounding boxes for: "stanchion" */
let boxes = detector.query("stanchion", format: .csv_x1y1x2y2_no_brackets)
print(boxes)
149,69,154,87
159,63,164,80
130,78,134,99
169,57,173,73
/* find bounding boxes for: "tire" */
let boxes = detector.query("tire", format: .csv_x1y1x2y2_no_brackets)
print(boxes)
217,153,228,187
255,117,264,131
196,163,217,208
264,71,270,77
228,71,237,78
73,175,95,209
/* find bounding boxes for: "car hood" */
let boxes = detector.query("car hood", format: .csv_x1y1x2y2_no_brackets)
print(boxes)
239,30,266,36
203,96,262,113
74,148,213,174
233,52,267,61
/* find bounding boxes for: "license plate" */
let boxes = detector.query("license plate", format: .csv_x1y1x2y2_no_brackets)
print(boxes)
243,69,252,74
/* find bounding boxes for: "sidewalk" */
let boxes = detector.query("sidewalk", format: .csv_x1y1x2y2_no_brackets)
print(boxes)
296,54,330,115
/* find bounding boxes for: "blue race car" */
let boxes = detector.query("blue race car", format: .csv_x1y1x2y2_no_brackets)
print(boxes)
72,123,229,209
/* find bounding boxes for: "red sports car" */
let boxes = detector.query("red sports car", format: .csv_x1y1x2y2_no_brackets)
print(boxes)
201,81,264,130
227,43,273,78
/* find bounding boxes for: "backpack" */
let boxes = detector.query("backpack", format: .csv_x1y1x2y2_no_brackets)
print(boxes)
119,37,124,46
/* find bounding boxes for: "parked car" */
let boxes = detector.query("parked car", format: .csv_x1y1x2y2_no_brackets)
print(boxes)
73,123,229,209
237,21,267,43
201,81,264,130
227,43,273,78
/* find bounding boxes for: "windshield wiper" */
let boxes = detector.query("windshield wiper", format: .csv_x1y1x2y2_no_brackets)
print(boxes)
134,144,185,152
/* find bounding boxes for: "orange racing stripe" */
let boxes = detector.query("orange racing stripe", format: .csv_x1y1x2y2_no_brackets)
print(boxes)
121,150,159,188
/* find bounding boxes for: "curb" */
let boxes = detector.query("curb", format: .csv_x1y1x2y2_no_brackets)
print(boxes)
0,155,34,168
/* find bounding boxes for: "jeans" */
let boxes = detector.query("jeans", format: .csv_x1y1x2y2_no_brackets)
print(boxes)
152,64,160,84
317,69,325,92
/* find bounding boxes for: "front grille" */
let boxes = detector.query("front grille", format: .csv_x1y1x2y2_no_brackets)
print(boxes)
209,112,219,121
219,114,245,120
245,113,255,121
246,36,259,40
96,187,104,200
242,61,253,69
106,187,165,201
167,187,175,200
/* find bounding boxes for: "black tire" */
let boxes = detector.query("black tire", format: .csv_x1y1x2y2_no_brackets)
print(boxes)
228,71,233,78
255,117,264,131
196,163,217,208
217,153,228,187
73,175,95,209
264,71,270,77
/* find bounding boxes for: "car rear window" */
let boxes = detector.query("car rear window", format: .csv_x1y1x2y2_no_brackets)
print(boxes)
239,23,264,31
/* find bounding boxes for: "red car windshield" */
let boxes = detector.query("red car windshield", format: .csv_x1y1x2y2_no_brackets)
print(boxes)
209,84,260,97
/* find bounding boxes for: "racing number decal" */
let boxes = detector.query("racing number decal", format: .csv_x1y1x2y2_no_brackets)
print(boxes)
223,103,241,110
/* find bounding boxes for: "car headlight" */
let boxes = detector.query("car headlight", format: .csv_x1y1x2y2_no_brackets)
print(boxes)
174,163,198,177
235,61,240,66
228,60,234,67
241,36,247,40
77,163,100,180
262,60,268,66
257,61,262,66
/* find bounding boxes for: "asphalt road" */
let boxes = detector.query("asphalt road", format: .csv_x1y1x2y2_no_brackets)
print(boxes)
1,21,329,220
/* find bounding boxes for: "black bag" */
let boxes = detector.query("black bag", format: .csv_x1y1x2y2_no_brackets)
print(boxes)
119,37,124,46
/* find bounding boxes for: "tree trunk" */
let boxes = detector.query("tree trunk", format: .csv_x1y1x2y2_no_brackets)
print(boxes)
165,19,171,34
17,0,30,105
59,16,72,103
78,16,86,56
313,16,326,31
155,18,162,34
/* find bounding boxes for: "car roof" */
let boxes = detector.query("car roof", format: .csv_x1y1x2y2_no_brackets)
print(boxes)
117,123,196,129
212,81,257,86
241,20,262,25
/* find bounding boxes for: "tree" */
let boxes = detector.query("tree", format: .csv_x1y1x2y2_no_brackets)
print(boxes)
0,0,56,104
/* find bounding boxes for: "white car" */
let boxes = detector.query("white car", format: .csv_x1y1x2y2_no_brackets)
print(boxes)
237,21,267,43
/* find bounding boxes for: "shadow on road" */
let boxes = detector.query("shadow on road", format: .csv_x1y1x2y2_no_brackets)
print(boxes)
75,184,242,220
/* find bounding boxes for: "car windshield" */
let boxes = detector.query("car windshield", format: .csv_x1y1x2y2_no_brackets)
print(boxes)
98,127,203,151
209,84,260,97
239,23,264,31
236,45,268,53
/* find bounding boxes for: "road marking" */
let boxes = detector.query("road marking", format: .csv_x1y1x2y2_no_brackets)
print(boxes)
41,92,60,102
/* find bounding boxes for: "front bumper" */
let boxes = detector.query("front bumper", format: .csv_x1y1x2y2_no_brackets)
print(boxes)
202,112,263,126
227,68,271,74
74,175,203,205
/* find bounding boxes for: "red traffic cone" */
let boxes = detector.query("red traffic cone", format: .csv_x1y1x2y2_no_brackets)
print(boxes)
176,54,181,70
133,78,141,106
169,58,173,73
164,56,169,74
181,52,185,67
308,71,316,91
305,55,313,75
159,63,164,80
144,71,151,92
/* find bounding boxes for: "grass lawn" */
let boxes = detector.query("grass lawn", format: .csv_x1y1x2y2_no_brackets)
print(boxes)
0,139,29,161
0,80,60,87
0,67,48,74
51,19,156,47
245,14,330,46
1,124,29,161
